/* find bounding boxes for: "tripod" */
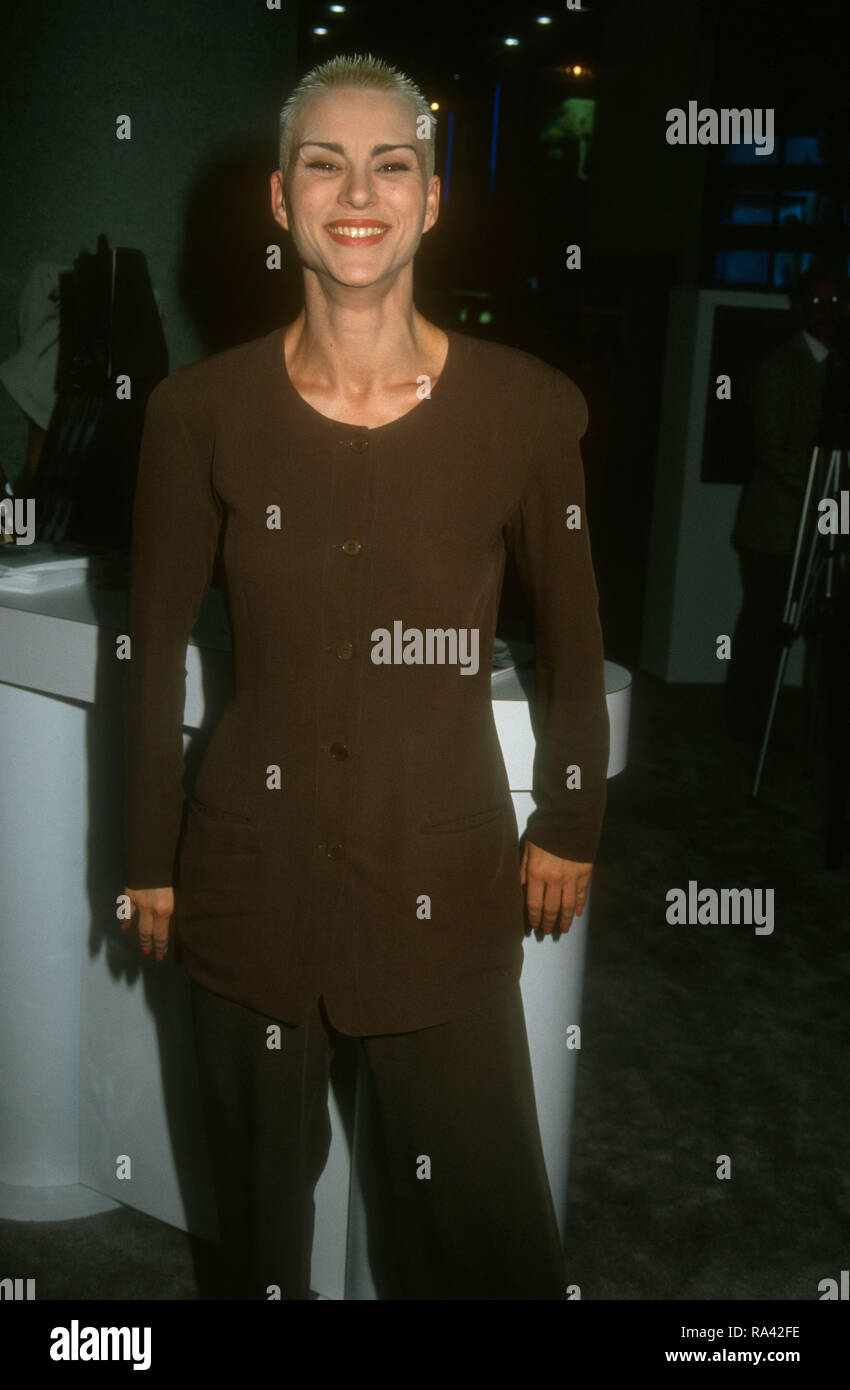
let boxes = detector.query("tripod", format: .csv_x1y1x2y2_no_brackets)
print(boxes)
750,433,850,868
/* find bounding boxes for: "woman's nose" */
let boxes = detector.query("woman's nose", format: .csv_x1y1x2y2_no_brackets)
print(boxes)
338,169,376,204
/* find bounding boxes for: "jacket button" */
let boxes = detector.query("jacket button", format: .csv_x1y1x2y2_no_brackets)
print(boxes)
326,841,344,858
342,539,362,555
349,436,369,452
329,742,348,759
336,640,354,659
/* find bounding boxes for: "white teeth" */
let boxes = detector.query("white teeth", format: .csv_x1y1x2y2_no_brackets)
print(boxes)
327,225,387,237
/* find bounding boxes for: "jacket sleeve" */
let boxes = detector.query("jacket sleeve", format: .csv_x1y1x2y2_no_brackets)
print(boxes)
122,377,223,888
502,368,609,864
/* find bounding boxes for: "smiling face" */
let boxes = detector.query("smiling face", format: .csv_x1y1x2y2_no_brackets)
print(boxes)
273,87,440,290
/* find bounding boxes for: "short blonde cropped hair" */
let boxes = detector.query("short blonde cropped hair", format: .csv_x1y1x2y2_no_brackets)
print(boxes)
279,52,437,185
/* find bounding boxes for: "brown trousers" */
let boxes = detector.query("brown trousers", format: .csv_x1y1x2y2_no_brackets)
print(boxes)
189,978,567,1300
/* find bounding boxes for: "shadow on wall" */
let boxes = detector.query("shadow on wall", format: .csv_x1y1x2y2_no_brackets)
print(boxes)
177,141,302,356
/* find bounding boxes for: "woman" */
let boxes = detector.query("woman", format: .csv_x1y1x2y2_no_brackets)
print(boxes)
122,52,609,1300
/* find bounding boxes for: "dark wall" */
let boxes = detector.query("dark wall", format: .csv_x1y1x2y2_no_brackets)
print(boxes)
587,0,718,279
0,0,299,487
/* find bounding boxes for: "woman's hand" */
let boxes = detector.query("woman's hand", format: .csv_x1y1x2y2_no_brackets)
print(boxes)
122,886,174,961
520,841,592,934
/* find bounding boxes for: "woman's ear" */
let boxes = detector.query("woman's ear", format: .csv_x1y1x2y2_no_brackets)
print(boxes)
270,170,289,231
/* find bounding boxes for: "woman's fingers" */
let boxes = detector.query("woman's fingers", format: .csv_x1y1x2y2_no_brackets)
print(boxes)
137,904,153,953
522,844,593,935
151,904,171,960
124,888,174,961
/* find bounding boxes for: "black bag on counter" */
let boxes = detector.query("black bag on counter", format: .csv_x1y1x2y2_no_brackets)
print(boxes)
28,233,168,551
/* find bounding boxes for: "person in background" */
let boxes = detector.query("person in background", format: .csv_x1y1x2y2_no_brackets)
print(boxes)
726,262,850,746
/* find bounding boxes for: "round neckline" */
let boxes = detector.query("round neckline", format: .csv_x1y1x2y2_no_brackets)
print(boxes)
276,325,460,435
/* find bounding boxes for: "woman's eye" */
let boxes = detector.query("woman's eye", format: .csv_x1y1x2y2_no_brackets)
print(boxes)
304,160,410,173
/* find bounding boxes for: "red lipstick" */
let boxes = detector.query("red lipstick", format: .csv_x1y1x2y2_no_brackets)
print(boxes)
324,218,390,247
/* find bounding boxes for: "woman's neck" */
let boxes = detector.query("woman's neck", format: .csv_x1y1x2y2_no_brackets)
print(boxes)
286,276,441,395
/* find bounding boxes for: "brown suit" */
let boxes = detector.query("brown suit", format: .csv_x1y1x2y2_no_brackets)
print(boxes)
732,331,830,556
122,325,609,1035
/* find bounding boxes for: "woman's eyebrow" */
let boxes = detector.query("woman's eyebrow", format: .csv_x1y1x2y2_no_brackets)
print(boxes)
298,141,418,156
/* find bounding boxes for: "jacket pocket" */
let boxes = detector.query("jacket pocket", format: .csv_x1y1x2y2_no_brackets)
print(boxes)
419,799,510,834
186,793,258,828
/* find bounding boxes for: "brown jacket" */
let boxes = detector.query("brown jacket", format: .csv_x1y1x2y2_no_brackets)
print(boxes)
122,326,610,1034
